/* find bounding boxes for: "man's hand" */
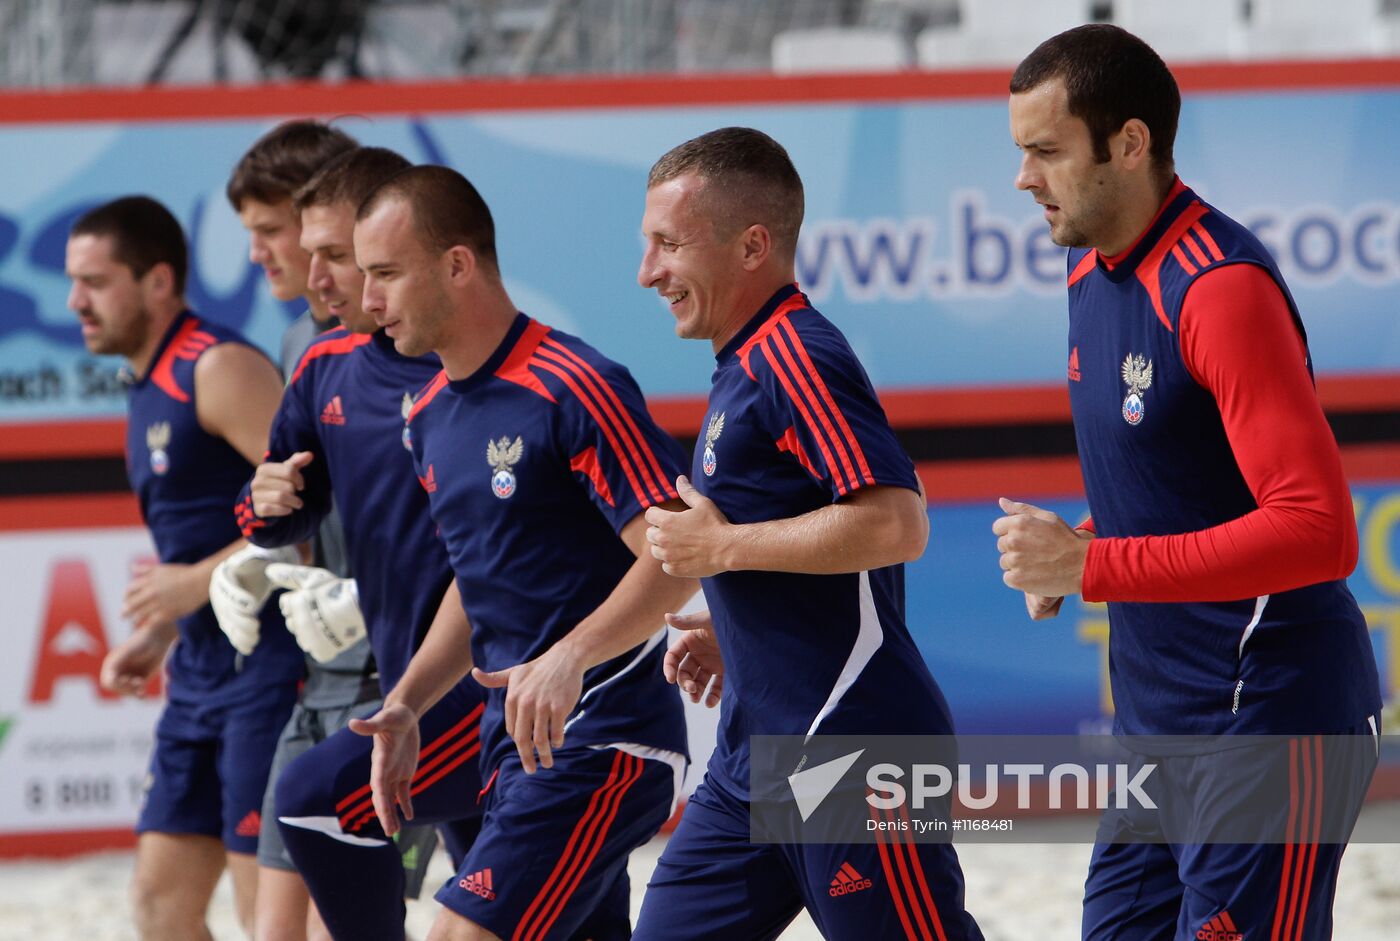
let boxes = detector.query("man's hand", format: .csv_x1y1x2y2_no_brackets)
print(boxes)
348,703,420,838
265,564,365,663
210,544,300,654
664,610,723,707
993,497,1092,601
251,451,315,518
644,476,734,578
123,559,211,629
472,644,586,775
100,628,173,697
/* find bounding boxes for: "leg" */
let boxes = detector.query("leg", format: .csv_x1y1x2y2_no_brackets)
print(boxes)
426,910,505,941
1081,830,1181,940
634,775,803,941
227,850,261,934
132,703,227,940
438,746,677,941
131,832,226,941
255,867,312,941
278,683,486,941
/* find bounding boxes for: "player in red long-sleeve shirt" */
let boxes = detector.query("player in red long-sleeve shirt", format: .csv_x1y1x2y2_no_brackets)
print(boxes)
997,25,1380,941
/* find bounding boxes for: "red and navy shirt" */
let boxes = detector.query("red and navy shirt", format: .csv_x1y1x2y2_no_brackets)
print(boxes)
695,285,955,801
1066,180,1380,740
126,310,303,707
238,328,456,692
405,313,689,776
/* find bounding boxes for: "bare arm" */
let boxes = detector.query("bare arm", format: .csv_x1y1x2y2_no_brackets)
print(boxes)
645,476,928,578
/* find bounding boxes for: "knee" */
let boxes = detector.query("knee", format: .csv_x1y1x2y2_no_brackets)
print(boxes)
130,871,199,937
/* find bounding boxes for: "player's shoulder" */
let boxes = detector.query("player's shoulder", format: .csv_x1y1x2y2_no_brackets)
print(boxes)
288,327,373,386
741,298,861,383
529,323,648,405
405,368,450,426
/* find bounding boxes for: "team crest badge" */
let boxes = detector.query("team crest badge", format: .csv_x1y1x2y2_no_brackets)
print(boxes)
487,435,524,499
146,421,171,475
400,393,414,450
1120,353,1153,425
702,411,725,477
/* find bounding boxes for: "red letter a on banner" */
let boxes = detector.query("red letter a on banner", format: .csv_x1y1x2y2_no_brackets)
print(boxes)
28,559,118,703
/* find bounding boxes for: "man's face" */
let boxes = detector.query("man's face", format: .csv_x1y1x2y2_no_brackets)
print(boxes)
638,173,743,343
239,198,311,304
1010,79,1121,249
300,202,375,334
65,233,151,357
355,199,454,358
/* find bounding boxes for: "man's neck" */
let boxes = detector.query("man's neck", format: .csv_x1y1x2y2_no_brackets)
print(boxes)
438,292,519,381
125,304,184,379
710,273,796,353
1096,176,1177,258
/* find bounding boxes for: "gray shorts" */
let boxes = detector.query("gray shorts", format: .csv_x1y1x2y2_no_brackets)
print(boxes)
257,697,441,899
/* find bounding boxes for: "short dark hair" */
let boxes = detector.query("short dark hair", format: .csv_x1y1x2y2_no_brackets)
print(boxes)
294,146,412,213
226,119,357,210
71,196,188,294
1010,24,1180,183
647,127,804,253
357,165,497,267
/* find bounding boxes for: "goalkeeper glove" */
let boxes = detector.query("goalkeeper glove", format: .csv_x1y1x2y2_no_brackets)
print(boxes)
210,544,299,655
264,563,366,664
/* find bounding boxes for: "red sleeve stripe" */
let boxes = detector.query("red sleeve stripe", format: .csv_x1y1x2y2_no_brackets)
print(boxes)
539,337,676,502
1191,222,1225,261
1171,244,1199,277
777,318,875,486
759,336,850,494
406,370,450,424
1135,200,1210,335
766,328,862,491
288,330,372,386
538,338,677,503
1181,231,1212,268
530,355,656,507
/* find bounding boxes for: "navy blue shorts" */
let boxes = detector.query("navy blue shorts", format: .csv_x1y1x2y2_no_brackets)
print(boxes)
435,744,682,941
1082,721,1380,941
135,686,297,854
633,773,983,941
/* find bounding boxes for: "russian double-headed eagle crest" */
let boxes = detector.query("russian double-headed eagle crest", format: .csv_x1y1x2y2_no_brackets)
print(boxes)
146,421,171,475
401,393,414,451
487,435,524,499
1120,353,1153,426
701,411,725,477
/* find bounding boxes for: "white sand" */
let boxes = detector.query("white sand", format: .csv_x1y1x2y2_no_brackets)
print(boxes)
2,808,1397,939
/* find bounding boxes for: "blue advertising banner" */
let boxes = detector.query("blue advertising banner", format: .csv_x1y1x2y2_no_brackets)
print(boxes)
0,73,1397,425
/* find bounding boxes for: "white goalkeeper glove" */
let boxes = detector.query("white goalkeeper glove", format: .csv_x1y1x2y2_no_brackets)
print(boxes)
210,544,300,655
264,564,366,664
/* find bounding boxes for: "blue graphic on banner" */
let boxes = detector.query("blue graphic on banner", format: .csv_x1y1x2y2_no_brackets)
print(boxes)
1,90,1398,423
911,483,1400,735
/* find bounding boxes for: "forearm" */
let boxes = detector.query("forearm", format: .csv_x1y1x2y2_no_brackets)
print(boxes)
724,486,927,574
384,582,474,716
1083,500,1355,603
554,555,699,671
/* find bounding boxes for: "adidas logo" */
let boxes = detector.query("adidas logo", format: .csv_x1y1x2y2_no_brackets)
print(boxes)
320,395,347,425
400,845,420,872
418,464,437,493
1068,346,1082,382
828,862,872,897
234,810,261,838
458,868,496,901
1196,911,1243,941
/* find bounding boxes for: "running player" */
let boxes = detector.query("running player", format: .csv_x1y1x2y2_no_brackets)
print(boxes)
634,127,984,941
348,165,694,940
998,25,1381,940
69,196,304,940
211,119,422,941
234,146,486,941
